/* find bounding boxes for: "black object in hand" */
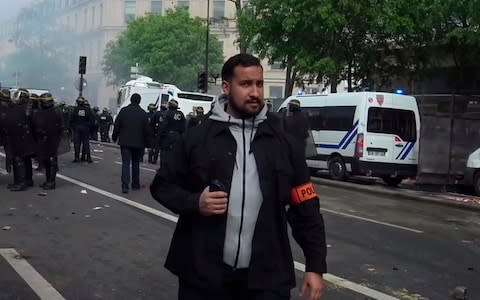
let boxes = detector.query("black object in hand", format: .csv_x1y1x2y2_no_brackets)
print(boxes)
210,179,227,192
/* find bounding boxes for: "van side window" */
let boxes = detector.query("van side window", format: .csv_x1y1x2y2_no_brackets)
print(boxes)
304,106,356,131
367,107,417,141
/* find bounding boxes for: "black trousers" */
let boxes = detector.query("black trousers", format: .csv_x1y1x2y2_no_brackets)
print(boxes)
178,265,290,300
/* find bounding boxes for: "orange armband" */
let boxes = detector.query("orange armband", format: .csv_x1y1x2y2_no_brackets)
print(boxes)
290,182,317,205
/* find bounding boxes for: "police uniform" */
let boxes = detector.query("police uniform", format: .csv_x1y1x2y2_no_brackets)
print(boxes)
160,100,185,168
71,97,94,163
32,93,63,189
147,103,160,164
91,106,100,141
99,108,113,142
7,89,36,191
0,90,13,179
186,107,205,129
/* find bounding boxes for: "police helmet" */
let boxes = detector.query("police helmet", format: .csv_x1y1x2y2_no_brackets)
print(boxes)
76,97,85,105
93,106,99,112
168,99,179,109
148,103,158,111
15,88,30,100
288,99,301,108
40,93,54,103
102,107,108,113
0,89,11,101
195,106,204,114
30,93,40,101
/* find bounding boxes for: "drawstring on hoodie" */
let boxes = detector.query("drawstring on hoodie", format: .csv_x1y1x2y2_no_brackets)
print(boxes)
249,116,255,154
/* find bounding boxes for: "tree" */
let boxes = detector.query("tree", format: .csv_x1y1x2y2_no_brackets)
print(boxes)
103,8,224,91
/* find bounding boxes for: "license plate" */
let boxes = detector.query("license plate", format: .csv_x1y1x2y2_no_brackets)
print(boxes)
368,151,385,156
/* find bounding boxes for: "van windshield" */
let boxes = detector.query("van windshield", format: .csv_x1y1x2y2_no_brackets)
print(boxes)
367,107,417,141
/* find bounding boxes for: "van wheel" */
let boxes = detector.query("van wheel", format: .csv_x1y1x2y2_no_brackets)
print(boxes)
474,172,480,196
328,157,347,180
382,176,404,187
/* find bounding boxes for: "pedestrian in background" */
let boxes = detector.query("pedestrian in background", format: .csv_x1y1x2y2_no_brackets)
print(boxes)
112,93,150,194
150,53,326,300
99,107,113,142
70,97,94,163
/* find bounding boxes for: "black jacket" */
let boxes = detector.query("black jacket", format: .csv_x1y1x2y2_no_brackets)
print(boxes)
150,115,327,292
112,103,149,149
6,102,36,157
31,107,64,158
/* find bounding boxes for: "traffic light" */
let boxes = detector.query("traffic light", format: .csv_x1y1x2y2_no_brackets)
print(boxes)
79,56,87,75
197,71,208,92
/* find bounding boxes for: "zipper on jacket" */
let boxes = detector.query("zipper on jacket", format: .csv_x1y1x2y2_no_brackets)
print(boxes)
234,119,247,269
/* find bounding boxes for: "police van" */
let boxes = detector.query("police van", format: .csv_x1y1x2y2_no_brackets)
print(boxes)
278,92,421,186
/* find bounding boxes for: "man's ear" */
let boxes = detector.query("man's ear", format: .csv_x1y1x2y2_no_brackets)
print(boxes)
222,80,230,96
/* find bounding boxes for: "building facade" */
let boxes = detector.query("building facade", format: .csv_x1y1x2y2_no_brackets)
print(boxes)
2,0,295,108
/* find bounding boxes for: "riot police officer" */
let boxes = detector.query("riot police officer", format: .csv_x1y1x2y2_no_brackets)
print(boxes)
91,106,100,141
99,108,113,142
71,97,94,163
147,103,160,164
186,106,205,129
32,93,63,189
160,99,185,169
7,89,36,191
0,89,13,178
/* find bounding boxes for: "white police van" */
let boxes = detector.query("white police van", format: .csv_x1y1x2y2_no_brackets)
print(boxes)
279,92,421,186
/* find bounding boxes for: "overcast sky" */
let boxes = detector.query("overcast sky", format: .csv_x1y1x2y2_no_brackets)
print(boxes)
0,0,36,23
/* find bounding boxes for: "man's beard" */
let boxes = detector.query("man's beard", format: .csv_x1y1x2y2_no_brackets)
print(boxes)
228,97,263,119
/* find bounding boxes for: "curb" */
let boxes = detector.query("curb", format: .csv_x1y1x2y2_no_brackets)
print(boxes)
311,177,480,212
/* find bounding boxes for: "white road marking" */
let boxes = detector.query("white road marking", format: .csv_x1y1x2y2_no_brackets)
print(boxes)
54,171,399,300
321,208,424,234
0,248,66,300
294,262,399,300
114,161,156,173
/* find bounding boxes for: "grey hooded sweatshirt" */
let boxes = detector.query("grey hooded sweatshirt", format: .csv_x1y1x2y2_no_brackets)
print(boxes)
209,95,268,268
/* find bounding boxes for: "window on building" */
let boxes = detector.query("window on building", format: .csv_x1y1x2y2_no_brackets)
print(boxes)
213,0,225,22
269,86,283,99
151,0,162,14
125,1,137,23
91,6,96,27
100,4,103,26
270,61,284,70
177,0,189,10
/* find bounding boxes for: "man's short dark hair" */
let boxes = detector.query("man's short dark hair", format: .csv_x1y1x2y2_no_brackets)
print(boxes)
221,53,262,82
131,93,141,104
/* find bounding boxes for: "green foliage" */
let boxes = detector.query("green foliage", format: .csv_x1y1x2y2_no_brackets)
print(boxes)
240,0,480,94
103,8,224,91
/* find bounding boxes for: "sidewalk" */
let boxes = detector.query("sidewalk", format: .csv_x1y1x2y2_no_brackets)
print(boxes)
312,176,480,212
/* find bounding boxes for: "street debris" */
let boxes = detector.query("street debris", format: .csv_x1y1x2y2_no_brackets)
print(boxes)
104,205,110,208
443,194,480,205
367,268,376,272
392,266,399,271
461,240,473,244
38,192,48,197
84,214,91,218
326,244,332,248
451,286,468,300
2,226,12,231
9,208,16,211
93,207,104,210
391,288,429,300
81,190,88,194
93,149,104,153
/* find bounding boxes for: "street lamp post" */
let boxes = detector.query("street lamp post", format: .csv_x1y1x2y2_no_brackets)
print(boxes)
205,0,210,93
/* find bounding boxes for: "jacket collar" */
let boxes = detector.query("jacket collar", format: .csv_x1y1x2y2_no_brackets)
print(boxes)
209,118,276,138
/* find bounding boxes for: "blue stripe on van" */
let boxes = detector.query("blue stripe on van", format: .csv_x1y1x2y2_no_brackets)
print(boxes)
316,120,359,149
395,142,410,160
400,142,415,160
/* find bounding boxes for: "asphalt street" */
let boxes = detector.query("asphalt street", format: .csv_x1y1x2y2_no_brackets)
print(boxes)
1,143,479,300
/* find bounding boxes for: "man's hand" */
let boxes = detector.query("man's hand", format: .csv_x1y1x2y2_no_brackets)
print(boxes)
199,186,228,216
300,272,325,300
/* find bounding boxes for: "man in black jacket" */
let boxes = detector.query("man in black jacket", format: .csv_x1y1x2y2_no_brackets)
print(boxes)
150,54,326,300
112,93,150,194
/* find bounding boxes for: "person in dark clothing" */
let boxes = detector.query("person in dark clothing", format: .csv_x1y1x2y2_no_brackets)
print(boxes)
112,93,150,194
147,103,160,164
71,97,94,163
153,104,168,165
32,93,63,190
0,89,13,180
99,107,113,142
283,99,310,152
150,53,327,300
186,106,206,129
29,94,44,172
7,89,36,191
91,106,100,141
159,99,185,169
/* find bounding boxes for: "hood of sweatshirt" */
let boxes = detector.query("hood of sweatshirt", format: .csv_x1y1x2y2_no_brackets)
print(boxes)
210,94,267,268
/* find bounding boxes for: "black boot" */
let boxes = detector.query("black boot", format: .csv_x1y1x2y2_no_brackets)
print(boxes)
10,157,27,192
73,152,80,163
43,157,57,190
86,153,93,164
